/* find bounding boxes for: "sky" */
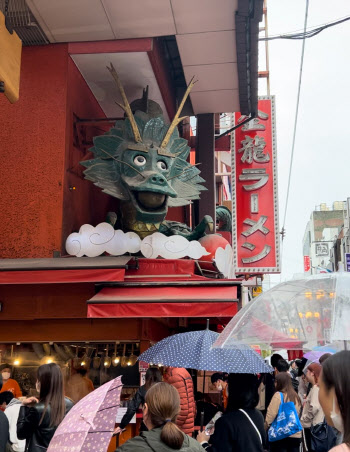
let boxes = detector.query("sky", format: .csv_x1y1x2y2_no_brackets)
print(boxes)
264,0,350,282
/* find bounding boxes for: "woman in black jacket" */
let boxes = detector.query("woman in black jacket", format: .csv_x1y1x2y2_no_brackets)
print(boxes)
114,367,162,435
17,363,73,452
197,374,266,452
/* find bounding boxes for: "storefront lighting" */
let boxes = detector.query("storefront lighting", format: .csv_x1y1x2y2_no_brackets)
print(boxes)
112,343,120,367
298,312,303,318
13,359,20,366
305,311,313,319
304,291,312,299
314,312,320,318
103,345,111,368
47,358,53,364
289,328,294,333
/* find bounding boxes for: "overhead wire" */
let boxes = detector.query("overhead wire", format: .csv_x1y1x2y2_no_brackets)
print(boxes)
259,15,349,41
279,0,309,280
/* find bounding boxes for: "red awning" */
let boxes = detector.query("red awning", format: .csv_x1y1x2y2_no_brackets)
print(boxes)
0,269,125,285
87,285,238,318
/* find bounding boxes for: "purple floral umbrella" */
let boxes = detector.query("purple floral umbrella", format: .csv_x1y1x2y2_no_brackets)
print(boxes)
47,376,123,452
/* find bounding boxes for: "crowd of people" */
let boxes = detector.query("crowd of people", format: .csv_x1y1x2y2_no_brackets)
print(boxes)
0,350,349,452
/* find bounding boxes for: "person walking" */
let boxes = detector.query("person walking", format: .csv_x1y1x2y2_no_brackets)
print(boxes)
197,374,266,451
210,373,228,411
265,372,302,452
165,367,195,436
319,350,350,452
0,366,22,399
0,391,25,452
300,363,324,452
17,363,73,452
115,382,203,451
114,367,162,435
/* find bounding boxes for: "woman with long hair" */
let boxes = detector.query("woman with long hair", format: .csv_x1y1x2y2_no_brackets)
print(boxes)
319,350,350,451
114,367,162,435
300,362,324,452
197,374,266,451
265,372,302,452
17,363,73,452
116,382,203,451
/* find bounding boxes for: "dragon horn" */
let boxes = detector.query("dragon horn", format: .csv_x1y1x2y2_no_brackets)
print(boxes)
107,63,142,143
160,76,197,149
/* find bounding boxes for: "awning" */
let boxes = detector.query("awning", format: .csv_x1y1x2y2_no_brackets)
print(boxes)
0,256,130,284
87,284,238,318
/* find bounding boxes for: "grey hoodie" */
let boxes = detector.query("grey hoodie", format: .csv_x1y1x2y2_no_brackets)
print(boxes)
116,426,204,452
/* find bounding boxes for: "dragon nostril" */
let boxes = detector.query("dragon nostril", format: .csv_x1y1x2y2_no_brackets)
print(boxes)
151,176,157,183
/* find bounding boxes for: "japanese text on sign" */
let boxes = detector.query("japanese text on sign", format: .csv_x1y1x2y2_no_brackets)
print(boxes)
231,97,280,273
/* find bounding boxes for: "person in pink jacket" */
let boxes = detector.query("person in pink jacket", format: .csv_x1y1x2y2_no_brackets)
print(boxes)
319,351,350,452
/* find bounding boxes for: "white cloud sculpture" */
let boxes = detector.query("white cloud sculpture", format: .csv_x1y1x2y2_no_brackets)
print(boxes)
65,223,141,258
141,232,210,259
65,223,210,260
214,244,235,279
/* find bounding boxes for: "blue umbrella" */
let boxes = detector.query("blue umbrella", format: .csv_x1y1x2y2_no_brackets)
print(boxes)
138,328,272,374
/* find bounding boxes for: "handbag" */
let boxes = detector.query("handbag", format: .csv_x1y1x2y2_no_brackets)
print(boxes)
268,392,302,442
310,419,337,452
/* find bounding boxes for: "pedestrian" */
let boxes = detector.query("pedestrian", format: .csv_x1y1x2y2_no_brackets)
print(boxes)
319,353,332,365
210,373,228,411
270,354,284,373
76,367,94,392
17,363,74,452
300,363,324,452
114,367,162,435
165,367,195,436
0,377,10,452
115,382,203,451
276,359,299,393
0,365,22,399
265,372,302,452
0,391,25,451
319,350,350,451
65,367,92,403
197,374,266,451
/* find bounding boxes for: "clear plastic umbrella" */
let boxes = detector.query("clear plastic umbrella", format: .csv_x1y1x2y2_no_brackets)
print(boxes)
213,272,350,351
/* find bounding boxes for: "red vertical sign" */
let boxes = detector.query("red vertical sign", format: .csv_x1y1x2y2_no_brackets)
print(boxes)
304,256,311,272
232,96,280,273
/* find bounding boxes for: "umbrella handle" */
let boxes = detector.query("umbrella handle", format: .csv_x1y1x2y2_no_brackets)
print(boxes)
200,411,205,432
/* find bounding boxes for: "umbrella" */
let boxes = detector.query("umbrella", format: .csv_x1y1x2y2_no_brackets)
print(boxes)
47,376,123,452
138,328,272,374
213,272,350,351
304,350,333,361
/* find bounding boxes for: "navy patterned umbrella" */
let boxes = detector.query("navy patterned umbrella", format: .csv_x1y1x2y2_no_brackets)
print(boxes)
138,328,272,374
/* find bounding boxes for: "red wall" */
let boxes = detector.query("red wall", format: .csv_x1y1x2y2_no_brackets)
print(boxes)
61,58,117,252
0,45,68,258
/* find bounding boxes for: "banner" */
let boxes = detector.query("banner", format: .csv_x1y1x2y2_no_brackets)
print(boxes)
231,96,280,273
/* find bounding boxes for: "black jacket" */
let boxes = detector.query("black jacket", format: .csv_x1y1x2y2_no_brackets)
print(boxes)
17,397,73,452
0,411,9,452
201,409,266,452
120,385,147,430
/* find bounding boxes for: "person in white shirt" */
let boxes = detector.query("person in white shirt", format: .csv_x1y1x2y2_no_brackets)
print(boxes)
0,391,25,452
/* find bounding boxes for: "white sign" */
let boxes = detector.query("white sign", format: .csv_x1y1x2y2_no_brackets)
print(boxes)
116,407,136,423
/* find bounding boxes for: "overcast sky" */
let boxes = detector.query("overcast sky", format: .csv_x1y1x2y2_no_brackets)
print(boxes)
265,0,350,282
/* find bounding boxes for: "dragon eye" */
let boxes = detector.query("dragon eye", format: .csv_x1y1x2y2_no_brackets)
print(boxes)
157,160,168,171
134,155,146,166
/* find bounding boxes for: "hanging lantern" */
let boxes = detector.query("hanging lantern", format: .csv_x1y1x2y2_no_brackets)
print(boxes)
103,345,111,368
128,344,138,366
92,347,101,369
121,344,128,368
112,343,120,367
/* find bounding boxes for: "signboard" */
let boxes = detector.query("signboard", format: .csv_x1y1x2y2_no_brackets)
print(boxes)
252,286,263,297
346,253,350,272
116,407,136,423
315,242,329,256
304,256,311,272
231,97,280,273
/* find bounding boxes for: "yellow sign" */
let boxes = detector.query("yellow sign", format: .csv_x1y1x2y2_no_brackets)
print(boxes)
253,286,263,297
0,11,22,103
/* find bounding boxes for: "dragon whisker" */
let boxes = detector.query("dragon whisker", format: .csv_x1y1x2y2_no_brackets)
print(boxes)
167,163,201,181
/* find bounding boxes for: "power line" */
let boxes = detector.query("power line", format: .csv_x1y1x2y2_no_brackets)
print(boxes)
281,0,309,241
259,15,349,41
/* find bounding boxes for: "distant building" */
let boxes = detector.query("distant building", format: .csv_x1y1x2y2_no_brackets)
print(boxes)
302,202,346,274
331,198,350,272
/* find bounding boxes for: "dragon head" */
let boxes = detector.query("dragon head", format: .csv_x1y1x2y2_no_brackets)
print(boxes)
81,64,207,225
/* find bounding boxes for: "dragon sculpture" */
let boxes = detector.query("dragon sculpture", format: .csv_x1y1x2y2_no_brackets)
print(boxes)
81,64,213,240
216,206,232,233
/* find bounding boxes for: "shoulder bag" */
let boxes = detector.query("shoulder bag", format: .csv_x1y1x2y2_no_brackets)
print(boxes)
268,392,302,442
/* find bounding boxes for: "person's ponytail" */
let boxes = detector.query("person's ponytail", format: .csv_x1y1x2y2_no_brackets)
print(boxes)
160,420,184,450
